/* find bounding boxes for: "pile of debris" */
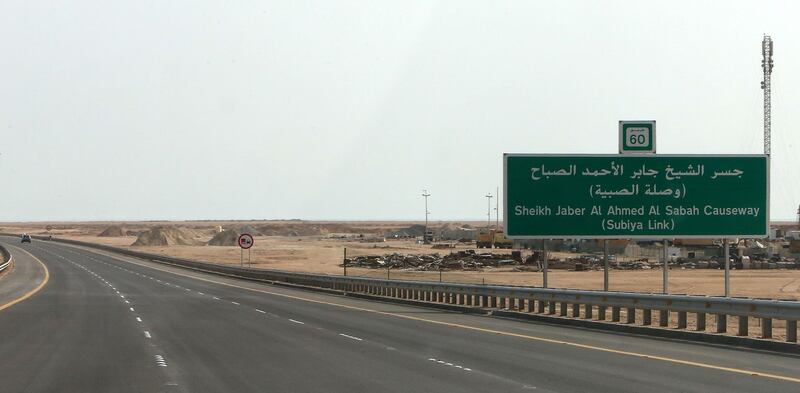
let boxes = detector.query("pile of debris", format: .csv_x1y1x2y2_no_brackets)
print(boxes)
343,250,525,271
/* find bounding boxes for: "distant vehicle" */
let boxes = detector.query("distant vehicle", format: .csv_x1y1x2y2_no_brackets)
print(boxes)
476,229,513,249
21,234,32,243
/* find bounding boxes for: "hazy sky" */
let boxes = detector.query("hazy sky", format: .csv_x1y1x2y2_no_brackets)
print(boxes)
1,1,798,221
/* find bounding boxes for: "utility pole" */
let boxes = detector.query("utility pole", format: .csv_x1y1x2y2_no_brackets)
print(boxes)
422,190,431,244
495,186,499,230
762,35,773,156
485,193,493,227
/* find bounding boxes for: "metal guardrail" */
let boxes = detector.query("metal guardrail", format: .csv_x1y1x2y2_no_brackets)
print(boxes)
9,234,800,344
0,245,12,273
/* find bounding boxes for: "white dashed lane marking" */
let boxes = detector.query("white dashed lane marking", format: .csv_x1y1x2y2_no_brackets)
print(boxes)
255,309,266,314
144,331,151,339
339,333,362,341
289,319,305,325
429,358,472,372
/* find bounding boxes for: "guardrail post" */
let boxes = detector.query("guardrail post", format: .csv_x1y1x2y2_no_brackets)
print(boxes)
481,294,489,307
659,310,669,327
584,304,593,319
598,306,606,321
761,318,771,339
626,308,635,324
787,320,797,342
560,302,568,317
677,311,687,329
737,316,748,336
643,309,652,325
498,296,506,309
572,303,580,318
611,307,620,322
716,314,727,333
548,301,556,315
696,313,706,331
537,300,546,313
490,296,497,308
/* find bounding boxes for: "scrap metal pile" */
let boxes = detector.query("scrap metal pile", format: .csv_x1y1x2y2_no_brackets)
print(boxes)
344,250,524,271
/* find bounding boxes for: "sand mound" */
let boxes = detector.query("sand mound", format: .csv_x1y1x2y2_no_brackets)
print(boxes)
255,223,358,237
207,229,242,246
385,224,426,238
131,227,204,246
98,225,126,237
437,223,477,241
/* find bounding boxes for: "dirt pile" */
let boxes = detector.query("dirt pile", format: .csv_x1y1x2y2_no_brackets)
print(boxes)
98,225,126,237
384,225,425,238
255,223,362,237
131,227,204,246
207,229,242,246
436,224,477,241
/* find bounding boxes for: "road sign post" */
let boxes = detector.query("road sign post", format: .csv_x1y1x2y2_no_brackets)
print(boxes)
237,233,254,267
603,240,609,291
724,238,730,297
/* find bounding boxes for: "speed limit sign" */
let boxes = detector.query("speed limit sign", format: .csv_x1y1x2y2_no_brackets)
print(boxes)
237,233,254,249
619,120,656,154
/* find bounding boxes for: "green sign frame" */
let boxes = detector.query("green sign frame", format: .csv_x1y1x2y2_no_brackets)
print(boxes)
619,121,655,153
504,154,769,239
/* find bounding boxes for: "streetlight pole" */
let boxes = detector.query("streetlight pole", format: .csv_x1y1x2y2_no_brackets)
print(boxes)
422,190,431,244
495,186,499,230
485,193,493,227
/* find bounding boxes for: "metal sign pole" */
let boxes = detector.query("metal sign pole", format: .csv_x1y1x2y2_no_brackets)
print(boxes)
542,239,548,288
343,247,347,277
662,239,668,293
724,238,730,297
603,240,609,291
240,248,243,268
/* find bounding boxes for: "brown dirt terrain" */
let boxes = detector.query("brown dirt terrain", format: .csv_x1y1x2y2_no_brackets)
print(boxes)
2,221,799,301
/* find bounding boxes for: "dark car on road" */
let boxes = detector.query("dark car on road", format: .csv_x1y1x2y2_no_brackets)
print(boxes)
21,234,31,243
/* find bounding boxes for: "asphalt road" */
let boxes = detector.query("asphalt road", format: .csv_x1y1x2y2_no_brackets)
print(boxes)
0,237,798,393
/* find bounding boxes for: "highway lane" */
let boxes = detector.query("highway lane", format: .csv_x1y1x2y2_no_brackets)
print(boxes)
1,238,799,392
0,242,47,308
0,242,173,392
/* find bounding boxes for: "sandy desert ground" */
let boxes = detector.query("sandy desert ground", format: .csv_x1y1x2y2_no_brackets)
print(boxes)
2,220,799,302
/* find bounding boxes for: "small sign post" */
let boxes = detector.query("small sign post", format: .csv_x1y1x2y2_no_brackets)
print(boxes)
237,233,254,267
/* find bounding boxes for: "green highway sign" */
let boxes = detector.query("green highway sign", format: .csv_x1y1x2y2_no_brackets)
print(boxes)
619,121,655,154
504,154,768,239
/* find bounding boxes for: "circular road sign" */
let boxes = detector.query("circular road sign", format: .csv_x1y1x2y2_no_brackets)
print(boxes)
237,233,254,249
